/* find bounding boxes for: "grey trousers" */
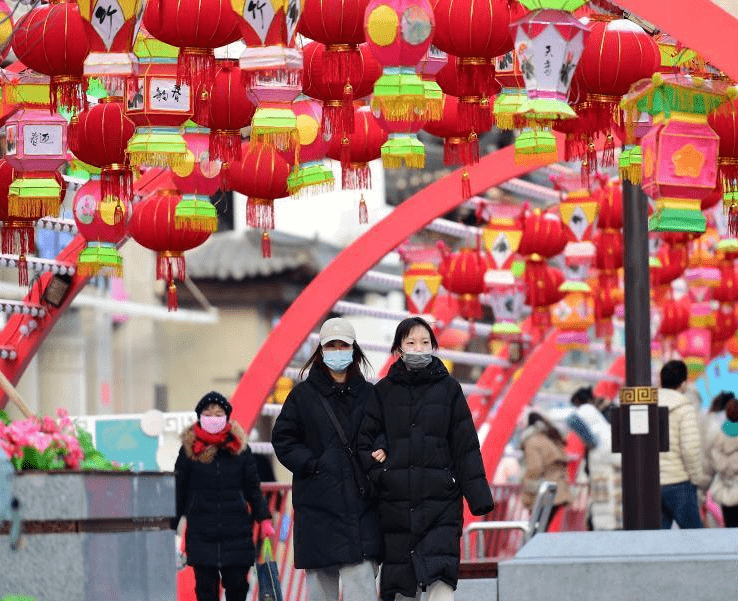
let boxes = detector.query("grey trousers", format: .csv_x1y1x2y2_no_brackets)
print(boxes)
395,580,455,601
306,559,379,601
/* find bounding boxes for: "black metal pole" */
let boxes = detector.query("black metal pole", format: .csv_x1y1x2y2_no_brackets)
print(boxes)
615,179,662,530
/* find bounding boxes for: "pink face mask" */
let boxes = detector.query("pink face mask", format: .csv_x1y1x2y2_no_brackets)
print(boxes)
200,415,227,434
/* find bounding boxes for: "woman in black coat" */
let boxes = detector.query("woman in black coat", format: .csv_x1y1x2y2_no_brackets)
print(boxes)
272,318,383,601
358,317,493,601
174,391,274,601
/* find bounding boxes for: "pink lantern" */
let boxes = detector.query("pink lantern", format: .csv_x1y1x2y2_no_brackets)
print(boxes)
676,327,712,378
364,0,437,122
73,176,130,277
287,97,334,195
171,128,221,233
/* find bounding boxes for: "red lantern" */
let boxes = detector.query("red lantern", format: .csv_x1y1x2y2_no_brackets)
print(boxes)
594,229,623,273
225,142,291,257
517,208,569,260
524,260,565,332
12,0,90,112
437,242,493,322
433,0,511,62
573,18,660,171
303,42,382,138
435,54,499,134
143,0,241,92
128,188,212,310
708,98,738,195
68,98,136,215
596,179,623,230
298,0,369,88
73,177,130,277
194,60,255,165
326,105,388,190
658,297,690,341
594,272,617,349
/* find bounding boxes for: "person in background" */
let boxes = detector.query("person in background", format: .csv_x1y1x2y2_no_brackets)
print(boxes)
568,388,622,530
520,411,573,531
173,392,274,601
272,318,382,601
359,316,493,601
571,386,614,423
705,397,738,527
704,391,735,448
658,360,711,529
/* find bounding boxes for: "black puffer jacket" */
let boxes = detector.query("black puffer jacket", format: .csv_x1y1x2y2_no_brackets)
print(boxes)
174,420,271,567
271,365,383,569
358,357,493,598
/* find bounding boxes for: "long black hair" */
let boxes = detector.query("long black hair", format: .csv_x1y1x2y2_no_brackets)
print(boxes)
390,316,439,354
300,341,373,379
527,411,566,447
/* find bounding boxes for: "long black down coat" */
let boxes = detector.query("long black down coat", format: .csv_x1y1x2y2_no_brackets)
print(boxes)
174,420,271,567
271,365,383,569
358,357,493,598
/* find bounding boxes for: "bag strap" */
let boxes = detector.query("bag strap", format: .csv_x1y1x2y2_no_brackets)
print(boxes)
309,383,353,455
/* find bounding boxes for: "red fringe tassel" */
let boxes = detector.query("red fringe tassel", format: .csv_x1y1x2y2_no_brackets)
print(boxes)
323,46,361,88
156,254,186,282
210,131,242,165
247,198,275,230
340,136,351,170
50,77,87,113
342,165,371,190
444,136,479,167
101,167,133,208
730,206,738,237
323,104,355,139
177,49,215,93
720,162,738,193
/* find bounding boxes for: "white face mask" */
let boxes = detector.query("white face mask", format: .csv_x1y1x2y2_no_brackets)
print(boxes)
402,351,433,370
323,349,353,372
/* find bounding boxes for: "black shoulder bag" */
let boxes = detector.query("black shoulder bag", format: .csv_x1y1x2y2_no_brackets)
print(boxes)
314,392,375,499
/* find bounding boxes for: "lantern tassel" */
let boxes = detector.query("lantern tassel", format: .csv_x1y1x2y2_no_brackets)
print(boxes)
719,160,738,193
602,133,615,168
340,136,351,170
359,195,368,224
461,169,471,200
342,165,371,190
101,166,133,206
261,231,272,259
68,117,80,151
342,83,354,135
247,198,275,230
323,45,361,88
167,280,178,312
50,76,86,113
210,130,242,165
729,206,738,237
194,89,210,127
18,254,28,287
177,48,216,93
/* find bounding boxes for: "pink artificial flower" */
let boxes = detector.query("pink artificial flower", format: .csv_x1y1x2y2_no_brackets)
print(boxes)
41,416,58,434
27,432,53,454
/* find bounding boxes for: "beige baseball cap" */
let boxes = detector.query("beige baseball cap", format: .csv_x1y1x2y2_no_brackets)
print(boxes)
319,317,356,346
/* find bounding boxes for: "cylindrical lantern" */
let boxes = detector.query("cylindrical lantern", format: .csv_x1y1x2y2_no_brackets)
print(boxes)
621,73,735,233
171,128,221,233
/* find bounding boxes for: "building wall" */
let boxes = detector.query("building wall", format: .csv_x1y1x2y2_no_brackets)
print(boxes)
156,307,270,413
713,0,738,17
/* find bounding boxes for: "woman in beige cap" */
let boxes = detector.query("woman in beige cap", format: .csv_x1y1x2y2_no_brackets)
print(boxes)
272,317,382,601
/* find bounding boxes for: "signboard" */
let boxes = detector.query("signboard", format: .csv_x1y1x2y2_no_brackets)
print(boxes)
94,418,158,470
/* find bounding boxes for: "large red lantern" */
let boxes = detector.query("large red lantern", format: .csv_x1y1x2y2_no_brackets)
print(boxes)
571,18,660,173
524,260,565,332
303,42,382,138
128,188,212,310
73,177,130,277
68,98,136,214
298,0,369,86
12,0,90,112
596,179,623,230
326,105,388,190
225,142,291,258
194,60,255,165
143,0,241,92
517,208,569,260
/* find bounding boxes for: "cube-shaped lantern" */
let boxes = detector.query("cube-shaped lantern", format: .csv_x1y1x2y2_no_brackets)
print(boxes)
4,108,67,173
484,269,525,338
559,189,599,241
482,217,523,270
403,262,442,314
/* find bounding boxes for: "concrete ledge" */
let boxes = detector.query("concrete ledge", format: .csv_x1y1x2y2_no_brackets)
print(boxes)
498,530,738,601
